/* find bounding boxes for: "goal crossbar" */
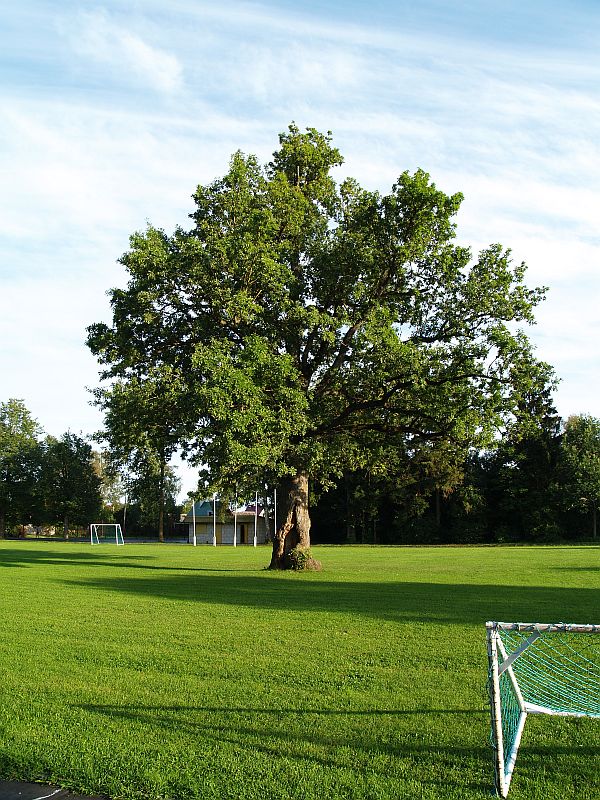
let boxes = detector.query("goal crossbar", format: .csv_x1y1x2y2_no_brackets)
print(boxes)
486,620,600,797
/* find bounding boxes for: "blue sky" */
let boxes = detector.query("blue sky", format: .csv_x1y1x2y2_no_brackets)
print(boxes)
1,1,599,495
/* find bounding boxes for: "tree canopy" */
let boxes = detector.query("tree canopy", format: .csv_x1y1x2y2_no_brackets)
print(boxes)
87,124,553,567
0,399,42,536
41,432,103,537
560,414,600,539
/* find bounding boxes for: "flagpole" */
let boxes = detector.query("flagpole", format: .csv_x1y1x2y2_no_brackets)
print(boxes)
212,492,217,546
192,498,197,546
254,491,258,547
233,492,237,547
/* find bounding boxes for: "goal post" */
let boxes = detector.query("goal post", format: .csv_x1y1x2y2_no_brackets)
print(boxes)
90,523,124,546
486,621,600,797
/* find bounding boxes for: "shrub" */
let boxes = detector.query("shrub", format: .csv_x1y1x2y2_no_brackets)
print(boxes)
286,546,322,571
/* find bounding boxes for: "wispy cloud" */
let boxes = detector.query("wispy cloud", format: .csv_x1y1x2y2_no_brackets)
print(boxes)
65,9,184,94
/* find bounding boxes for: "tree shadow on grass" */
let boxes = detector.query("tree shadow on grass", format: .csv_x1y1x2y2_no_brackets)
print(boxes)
0,546,155,567
76,703,600,796
76,701,493,794
80,703,488,718
60,571,600,626
553,566,600,572
0,547,244,573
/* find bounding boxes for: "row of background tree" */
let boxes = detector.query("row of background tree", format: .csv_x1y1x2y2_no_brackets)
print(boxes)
0,399,180,539
2,396,599,544
311,400,600,545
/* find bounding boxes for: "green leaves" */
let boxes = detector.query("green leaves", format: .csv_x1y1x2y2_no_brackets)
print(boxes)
0,400,43,534
561,415,600,532
41,433,103,530
87,124,551,504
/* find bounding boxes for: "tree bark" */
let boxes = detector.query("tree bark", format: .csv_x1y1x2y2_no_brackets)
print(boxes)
0,509,5,539
63,514,69,540
269,472,311,569
263,488,272,542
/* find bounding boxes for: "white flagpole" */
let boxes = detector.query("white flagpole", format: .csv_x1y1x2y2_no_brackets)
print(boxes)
254,491,258,547
233,493,237,547
192,498,197,546
212,492,217,546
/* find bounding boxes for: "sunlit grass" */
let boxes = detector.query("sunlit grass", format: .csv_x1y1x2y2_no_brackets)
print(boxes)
0,542,598,799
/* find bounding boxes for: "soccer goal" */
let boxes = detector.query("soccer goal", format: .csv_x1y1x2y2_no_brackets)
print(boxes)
90,523,124,546
486,621,600,797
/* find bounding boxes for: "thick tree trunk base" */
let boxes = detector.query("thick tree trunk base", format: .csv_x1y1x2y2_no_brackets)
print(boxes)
269,472,321,571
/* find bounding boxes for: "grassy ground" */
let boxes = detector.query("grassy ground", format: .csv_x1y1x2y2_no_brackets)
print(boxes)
0,541,598,800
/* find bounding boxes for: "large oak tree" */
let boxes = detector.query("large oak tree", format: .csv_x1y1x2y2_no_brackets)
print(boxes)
88,124,552,568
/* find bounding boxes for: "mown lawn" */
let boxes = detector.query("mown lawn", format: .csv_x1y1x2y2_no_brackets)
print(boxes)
0,541,598,800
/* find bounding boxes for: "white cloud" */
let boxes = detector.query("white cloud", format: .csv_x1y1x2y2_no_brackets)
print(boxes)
225,40,363,103
0,277,107,438
66,9,183,94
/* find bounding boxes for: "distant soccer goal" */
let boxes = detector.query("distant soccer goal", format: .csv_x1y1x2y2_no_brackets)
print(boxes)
90,523,124,546
486,621,600,797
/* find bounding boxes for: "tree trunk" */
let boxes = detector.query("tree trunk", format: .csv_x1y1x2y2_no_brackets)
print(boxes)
63,514,69,540
593,505,597,540
0,509,5,539
269,472,312,569
263,487,272,542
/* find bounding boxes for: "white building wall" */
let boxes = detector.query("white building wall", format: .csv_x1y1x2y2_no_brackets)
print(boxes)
188,517,269,544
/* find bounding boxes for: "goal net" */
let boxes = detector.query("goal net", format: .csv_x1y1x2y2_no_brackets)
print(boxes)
486,621,600,797
90,523,124,546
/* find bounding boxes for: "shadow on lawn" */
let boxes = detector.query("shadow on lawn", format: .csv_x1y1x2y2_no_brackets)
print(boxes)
76,702,599,795
60,571,599,626
0,546,155,568
78,702,493,793
553,566,600,572
0,547,241,573
81,703,488,717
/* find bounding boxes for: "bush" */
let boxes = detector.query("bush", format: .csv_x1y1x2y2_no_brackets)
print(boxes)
285,546,322,571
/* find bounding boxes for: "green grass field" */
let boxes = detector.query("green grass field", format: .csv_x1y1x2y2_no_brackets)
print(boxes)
0,541,598,800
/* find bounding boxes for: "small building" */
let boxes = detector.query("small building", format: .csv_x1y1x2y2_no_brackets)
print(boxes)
183,500,269,545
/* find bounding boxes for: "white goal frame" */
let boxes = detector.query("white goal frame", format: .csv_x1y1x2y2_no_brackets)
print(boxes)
90,523,124,546
486,621,600,797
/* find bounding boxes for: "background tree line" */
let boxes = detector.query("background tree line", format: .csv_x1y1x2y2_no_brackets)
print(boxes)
3,394,599,544
0,399,181,539
310,404,600,545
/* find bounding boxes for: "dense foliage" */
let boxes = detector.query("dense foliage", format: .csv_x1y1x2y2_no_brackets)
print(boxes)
87,124,553,567
1,395,598,543
310,413,600,544
0,399,180,540
0,401,103,538
0,399,42,536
